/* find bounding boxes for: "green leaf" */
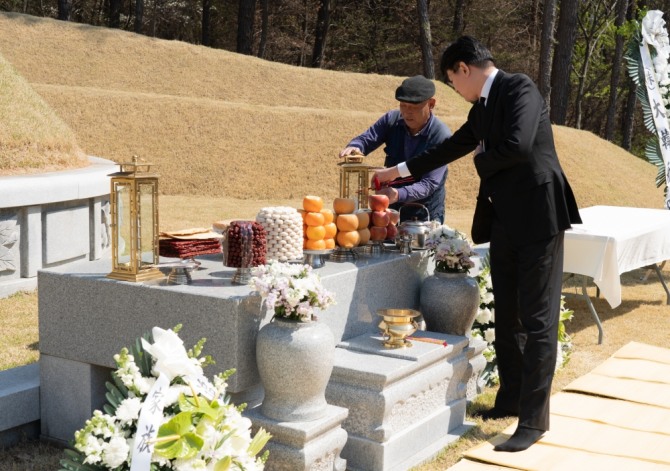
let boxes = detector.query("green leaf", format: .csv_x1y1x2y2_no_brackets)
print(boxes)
178,393,223,421
153,411,204,460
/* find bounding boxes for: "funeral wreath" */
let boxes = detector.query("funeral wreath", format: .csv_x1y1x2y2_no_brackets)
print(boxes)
59,325,271,471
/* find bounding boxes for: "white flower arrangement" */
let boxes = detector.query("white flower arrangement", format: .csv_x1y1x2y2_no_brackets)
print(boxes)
59,325,271,471
471,260,574,387
425,224,476,274
626,10,670,193
250,262,335,322
641,10,670,103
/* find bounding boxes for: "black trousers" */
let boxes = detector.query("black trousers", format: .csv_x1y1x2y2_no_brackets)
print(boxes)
488,218,565,432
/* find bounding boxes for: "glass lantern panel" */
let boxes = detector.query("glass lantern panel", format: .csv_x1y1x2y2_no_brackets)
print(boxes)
114,182,132,269
138,182,157,267
341,168,370,210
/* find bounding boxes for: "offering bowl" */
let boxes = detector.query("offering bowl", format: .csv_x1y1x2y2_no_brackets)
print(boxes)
377,308,420,348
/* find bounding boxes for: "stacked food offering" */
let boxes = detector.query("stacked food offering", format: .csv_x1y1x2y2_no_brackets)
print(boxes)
222,221,267,269
301,196,336,250
368,194,398,242
159,228,223,259
333,197,361,248
255,206,303,262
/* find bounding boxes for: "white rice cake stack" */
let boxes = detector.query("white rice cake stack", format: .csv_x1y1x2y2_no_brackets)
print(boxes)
255,206,304,262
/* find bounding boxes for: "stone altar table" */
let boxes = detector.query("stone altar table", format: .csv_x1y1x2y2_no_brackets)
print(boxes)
38,250,482,469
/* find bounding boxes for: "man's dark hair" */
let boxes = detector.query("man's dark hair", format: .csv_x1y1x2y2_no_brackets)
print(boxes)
440,36,495,79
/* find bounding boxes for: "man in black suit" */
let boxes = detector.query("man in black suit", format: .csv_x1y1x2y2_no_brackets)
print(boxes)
373,36,581,453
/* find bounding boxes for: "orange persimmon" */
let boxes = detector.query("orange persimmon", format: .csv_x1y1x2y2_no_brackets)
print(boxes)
303,195,324,213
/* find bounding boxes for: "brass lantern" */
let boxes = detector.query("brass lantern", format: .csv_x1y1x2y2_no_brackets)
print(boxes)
107,156,163,282
337,154,381,210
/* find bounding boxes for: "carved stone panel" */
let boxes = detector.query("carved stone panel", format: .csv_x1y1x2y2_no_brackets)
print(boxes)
0,211,19,273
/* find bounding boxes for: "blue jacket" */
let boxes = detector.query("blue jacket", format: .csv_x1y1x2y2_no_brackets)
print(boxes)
347,110,451,222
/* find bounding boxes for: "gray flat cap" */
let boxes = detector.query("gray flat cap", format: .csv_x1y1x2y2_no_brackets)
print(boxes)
395,75,435,103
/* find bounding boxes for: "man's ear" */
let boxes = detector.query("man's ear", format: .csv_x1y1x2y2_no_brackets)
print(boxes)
428,98,436,110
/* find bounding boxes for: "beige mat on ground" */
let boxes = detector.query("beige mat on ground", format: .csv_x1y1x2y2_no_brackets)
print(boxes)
450,342,670,470
551,392,670,435
447,459,516,470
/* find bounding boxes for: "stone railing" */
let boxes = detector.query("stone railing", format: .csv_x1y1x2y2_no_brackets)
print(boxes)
0,156,115,298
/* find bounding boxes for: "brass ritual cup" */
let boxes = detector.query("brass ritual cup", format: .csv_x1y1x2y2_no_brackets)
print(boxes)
377,309,420,348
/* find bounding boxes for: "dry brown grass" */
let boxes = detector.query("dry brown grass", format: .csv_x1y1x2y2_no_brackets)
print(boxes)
0,51,86,175
5,11,661,210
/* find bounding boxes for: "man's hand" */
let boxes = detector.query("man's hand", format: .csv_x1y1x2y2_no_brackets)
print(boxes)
371,166,401,186
339,147,363,158
376,187,399,204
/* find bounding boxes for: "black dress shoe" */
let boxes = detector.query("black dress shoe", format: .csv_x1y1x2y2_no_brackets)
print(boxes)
494,426,544,452
472,407,518,420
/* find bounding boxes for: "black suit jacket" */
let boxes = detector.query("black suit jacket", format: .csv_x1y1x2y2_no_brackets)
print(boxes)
407,71,581,245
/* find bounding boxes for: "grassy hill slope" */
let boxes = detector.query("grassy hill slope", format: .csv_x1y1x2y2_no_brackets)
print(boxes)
0,12,663,210
0,49,86,175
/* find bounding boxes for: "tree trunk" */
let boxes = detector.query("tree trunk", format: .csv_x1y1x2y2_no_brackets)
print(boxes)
621,0,641,151
538,0,557,105
417,0,435,78
452,0,466,39
135,0,144,33
550,0,579,124
237,0,257,55
311,0,330,68
108,0,121,27
621,81,637,151
257,0,269,58
57,0,71,20
202,0,211,46
604,0,629,141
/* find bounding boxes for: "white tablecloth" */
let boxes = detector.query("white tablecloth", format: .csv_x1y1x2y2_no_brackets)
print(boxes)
564,206,670,308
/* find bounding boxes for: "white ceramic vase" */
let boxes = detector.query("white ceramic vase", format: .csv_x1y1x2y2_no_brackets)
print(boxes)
420,271,480,336
256,317,335,422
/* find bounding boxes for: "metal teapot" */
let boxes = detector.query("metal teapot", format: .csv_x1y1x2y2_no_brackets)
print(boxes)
397,203,431,250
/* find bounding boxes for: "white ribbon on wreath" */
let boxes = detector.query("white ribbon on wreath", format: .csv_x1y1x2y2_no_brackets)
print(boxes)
639,10,670,209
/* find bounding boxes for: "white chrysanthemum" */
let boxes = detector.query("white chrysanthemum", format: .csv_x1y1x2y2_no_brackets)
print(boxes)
134,375,157,395
480,291,494,305
484,328,496,343
162,384,193,407
115,397,143,425
102,435,130,468
475,307,492,325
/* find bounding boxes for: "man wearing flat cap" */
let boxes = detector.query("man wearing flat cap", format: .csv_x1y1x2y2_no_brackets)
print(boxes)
340,75,452,222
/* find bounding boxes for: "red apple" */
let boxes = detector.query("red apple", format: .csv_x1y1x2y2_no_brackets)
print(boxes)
370,225,388,241
386,209,400,225
371,210,390,227
369,194,390,212
386,223,398,239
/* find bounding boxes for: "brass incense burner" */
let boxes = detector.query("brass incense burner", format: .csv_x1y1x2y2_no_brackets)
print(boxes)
377,309,420,348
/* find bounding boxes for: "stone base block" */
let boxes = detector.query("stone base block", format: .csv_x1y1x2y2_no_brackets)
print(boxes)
0,363,40,447
327,332,472,471
39,354,110,443
247,405,348,471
